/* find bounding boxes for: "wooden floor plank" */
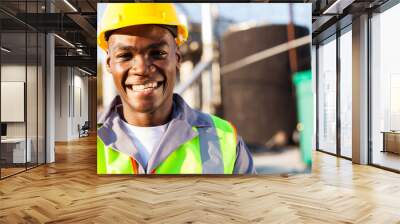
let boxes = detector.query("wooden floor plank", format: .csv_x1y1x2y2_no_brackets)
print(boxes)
0,135,400,223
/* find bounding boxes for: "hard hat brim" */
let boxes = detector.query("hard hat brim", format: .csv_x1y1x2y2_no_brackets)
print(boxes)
97,3,188,51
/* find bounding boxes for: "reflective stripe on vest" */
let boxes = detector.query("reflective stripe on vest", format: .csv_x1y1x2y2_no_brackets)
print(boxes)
97,137,137,174
97,114,237,174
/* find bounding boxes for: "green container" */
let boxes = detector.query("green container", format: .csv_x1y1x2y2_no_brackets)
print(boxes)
292,70,313,166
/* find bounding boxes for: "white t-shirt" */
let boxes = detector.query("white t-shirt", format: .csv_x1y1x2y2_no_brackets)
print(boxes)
121,120,169,167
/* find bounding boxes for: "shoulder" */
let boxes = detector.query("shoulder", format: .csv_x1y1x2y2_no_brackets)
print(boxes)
172,94,236,133
193,110,237,136
209,114,235,132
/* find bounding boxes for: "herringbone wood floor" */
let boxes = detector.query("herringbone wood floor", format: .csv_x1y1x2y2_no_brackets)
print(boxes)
1,135,400,223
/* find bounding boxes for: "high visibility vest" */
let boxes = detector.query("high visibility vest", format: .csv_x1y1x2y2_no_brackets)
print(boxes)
97,115,237,174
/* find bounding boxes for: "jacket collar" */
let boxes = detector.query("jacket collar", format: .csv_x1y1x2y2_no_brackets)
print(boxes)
98,94,212,173
98,94,212,128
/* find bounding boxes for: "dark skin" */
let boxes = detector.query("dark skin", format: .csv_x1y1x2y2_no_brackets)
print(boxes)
106,25,181,127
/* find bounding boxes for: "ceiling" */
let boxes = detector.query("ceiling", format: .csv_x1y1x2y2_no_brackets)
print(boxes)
309,0,390,43
0,0,395,74
0,0,97,74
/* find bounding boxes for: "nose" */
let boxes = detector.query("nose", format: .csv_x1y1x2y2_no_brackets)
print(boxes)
130,55,151,76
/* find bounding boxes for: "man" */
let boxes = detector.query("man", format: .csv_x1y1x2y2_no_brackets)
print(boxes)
97,3,255,174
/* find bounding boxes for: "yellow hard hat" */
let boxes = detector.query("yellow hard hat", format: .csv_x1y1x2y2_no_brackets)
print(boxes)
97,3,188,51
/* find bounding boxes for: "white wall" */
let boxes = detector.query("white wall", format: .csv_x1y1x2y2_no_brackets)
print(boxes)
1,65,30,138
1,63,46,164
54,67,89,141
55,66,68,141
72,72,89,138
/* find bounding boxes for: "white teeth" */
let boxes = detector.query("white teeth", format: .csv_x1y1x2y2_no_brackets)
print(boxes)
144,82,156,88
133,85,144,91
129,82,159,92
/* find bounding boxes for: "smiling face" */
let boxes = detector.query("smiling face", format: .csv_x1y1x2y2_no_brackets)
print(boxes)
106,25,181,125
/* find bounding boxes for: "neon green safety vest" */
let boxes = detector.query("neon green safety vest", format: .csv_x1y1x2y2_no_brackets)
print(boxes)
97,115,237,174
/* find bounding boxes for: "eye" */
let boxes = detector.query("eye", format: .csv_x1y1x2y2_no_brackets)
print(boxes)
150,50,167,60
115,52,132,61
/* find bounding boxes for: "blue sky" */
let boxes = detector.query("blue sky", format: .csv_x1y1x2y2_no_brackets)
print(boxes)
176,3,311,30
97,3,311,60
97,3,311,32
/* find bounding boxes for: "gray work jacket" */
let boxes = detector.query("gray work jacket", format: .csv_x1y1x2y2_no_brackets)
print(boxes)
98,94,256,174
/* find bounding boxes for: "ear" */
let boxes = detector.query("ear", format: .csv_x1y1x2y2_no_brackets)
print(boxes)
175,48,182,70
106,51,112,74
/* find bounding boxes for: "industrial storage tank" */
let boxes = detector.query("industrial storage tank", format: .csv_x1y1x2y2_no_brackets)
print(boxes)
220,24,311,149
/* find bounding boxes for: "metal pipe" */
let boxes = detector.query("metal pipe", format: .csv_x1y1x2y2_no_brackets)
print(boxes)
0,8,37,31
221,35,311,75
174,60,213,95
287,3,298,74
200,3,214,113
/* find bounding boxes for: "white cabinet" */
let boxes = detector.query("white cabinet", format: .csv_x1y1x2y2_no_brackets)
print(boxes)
1,138,31,163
